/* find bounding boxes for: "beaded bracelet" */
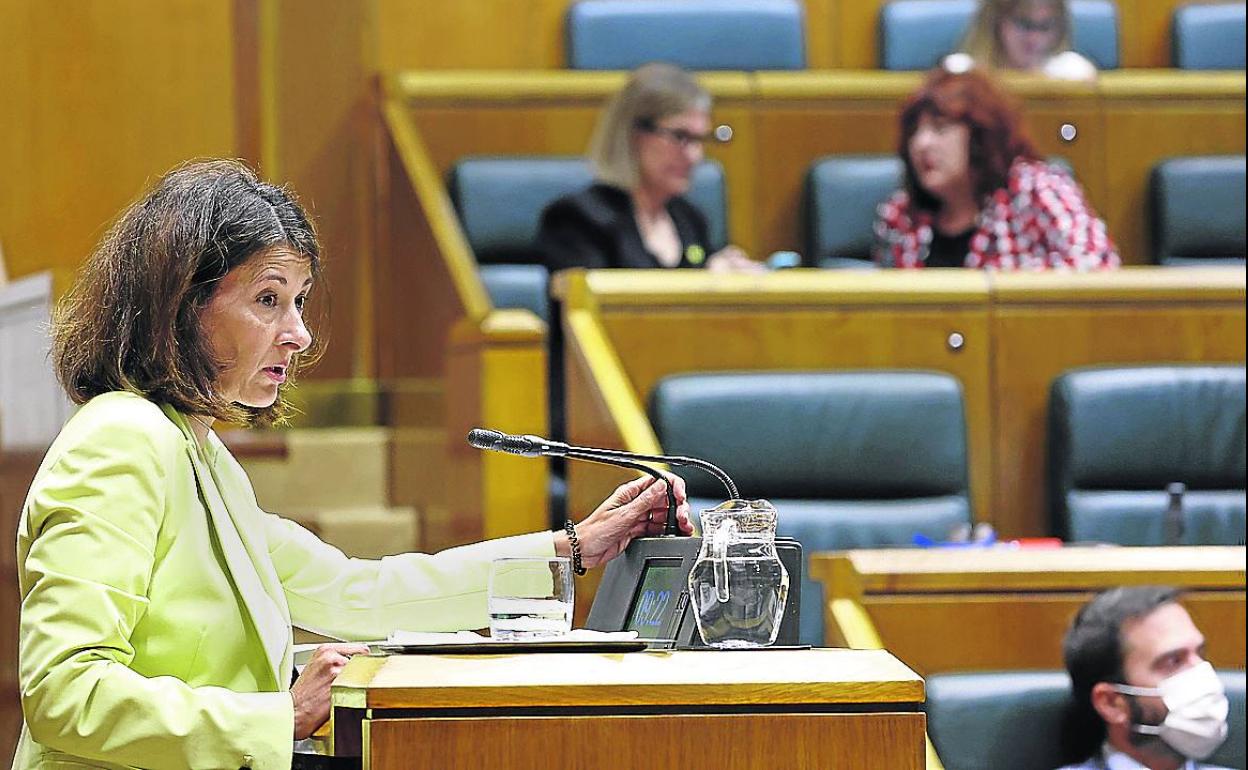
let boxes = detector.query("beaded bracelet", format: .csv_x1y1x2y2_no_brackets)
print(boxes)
564,519,587,576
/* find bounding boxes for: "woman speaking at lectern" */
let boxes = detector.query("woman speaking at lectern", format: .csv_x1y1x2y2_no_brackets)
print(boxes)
13,159,691,769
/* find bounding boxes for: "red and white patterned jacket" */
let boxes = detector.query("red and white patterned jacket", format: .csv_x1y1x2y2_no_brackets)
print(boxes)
872,159,1120,270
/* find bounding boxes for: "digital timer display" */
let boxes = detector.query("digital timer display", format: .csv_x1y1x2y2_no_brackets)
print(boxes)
624,559,685,638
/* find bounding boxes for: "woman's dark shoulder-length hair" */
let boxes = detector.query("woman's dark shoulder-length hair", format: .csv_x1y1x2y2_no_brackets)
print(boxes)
898,68,1039,212
53,158,323,427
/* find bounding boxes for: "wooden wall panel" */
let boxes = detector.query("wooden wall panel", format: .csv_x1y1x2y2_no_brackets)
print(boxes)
1117,0,1196,68
752,104,903,255
375,0,571,71
0,0,239,289
865,591,1245,674
269,0,376,380
365,712,925,770
803,0,838,69
828,0,889,68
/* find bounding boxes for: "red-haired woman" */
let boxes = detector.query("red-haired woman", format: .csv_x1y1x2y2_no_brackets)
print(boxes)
873,68,1118,270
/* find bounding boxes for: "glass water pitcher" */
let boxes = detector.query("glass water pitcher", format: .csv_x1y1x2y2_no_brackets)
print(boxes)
688,499,789,648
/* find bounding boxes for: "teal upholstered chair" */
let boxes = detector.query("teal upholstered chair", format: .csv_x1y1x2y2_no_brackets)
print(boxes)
1150,155,1246,266
448,157,590,322
448,156,730,319
565,0,805,71
926,669,1247,770
878,0,1119,71
648,370,973,646
803,155,900,268
1048,365,1247,545
1173,3,1247,70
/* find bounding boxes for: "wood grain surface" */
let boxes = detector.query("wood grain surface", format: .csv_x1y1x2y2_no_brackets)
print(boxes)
812,546,1247,673
363,712,925,770
333,648,923,710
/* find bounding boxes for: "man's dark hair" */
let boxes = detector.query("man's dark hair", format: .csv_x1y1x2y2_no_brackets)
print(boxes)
53,159,323,426
1062,585,1182,752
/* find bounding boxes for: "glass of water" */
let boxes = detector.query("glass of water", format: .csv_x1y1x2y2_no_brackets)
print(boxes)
488,557,574,641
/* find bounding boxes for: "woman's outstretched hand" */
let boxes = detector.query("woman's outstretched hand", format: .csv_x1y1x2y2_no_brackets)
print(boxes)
290,642,370,739
565,474,693,569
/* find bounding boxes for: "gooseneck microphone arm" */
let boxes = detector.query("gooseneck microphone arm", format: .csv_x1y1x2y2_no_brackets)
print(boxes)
563,450,678,535
559,446,738,500
466,428,740,535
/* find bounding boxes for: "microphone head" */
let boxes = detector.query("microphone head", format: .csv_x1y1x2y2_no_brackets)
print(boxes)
466,428,505,450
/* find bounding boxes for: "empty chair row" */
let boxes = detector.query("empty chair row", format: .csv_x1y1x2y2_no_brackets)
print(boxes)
647,365,1246,645
563,0,1246,71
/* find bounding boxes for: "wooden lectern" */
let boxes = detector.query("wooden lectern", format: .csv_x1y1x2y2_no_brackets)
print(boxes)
324,648,925,769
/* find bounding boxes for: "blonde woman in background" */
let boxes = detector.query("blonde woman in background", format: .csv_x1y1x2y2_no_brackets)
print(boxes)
946,0,1097,81
537,63,761,273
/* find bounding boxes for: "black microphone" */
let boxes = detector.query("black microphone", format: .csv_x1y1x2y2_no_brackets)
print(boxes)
466,428,741,535
467,429,570,458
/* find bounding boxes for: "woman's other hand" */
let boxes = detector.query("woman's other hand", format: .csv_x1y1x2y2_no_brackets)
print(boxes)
290,642,370,739
569,474,693,569
706,245,766,274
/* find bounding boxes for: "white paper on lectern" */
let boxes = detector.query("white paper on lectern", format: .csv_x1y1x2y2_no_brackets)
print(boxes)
386,629,639,645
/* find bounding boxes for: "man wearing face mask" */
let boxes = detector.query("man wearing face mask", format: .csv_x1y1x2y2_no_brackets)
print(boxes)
1059,586,1232,770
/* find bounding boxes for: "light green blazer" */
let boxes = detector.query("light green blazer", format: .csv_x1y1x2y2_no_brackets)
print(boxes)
13,392,554,769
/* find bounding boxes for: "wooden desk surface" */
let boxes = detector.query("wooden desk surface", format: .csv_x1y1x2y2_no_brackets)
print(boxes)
811,546,1248,594
809,546,1246,673
333,648,923,710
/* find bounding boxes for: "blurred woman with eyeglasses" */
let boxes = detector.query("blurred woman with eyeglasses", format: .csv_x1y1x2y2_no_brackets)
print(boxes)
944,0,1097,81
537,63,761,273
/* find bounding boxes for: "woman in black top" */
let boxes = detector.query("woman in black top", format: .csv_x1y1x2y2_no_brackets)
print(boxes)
537,63,760,274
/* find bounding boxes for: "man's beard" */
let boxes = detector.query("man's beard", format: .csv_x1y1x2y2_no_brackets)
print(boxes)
1126,694,1183,761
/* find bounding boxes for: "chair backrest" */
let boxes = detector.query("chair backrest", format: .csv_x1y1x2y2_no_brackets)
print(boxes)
878,0,1119,71
649,370,973,644
1048,365,1247,545
1173,2,1247,70
686,161,730,253
565,0,805,71
449,156,593,266
1150,155,1247,266
1069,0,1120,69
927,669,1247,770
879,0,977,71
477,264,551,322
804,154,902,268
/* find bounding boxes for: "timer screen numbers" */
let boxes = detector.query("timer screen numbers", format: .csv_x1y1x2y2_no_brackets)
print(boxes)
625,560,684,638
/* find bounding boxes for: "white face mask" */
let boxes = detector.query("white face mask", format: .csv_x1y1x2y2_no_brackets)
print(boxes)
1113,660,1229,760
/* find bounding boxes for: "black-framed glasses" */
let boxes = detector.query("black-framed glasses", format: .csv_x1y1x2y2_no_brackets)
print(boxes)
1006,14,1061,34
634,119,728,149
